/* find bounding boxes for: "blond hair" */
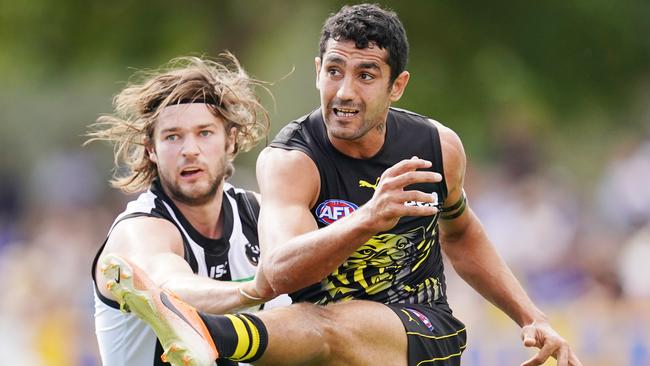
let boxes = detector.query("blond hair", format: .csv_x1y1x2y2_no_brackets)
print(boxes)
86,53,270,193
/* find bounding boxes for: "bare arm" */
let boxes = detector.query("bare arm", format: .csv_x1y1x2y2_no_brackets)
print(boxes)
96,217,259,314
254,147,441,297
436,122,581,366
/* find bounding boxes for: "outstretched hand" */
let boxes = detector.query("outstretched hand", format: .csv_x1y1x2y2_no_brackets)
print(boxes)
365,157,442,233
520,321,583,366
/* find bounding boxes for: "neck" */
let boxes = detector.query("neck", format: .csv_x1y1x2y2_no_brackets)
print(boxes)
328,120,388,159
168,183,225,239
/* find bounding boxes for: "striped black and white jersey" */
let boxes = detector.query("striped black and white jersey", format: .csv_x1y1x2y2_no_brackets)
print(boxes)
92,179,288,366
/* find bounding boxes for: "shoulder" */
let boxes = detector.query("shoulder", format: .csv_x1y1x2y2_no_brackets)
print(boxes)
270,109,322,158
431,120,465,163
257,146,319,179
389,108,466,175
111,215,179,237
223,182,259,202
271,109,319,143
256,146,320,208
257,146,319,178
389,107,428,119
104,215,183,257
389,107,433,128
118,184,178,223
388,108,464,159
223,182,261,216
429,119,467,196
389,108,445,140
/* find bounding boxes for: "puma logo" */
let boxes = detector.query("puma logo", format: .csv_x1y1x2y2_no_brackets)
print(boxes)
359,178,380,191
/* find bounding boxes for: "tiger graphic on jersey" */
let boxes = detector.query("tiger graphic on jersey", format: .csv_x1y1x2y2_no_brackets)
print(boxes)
314,215,441,305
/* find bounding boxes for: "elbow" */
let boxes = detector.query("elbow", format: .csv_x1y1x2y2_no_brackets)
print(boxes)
268,277,295,297
261,253,297,296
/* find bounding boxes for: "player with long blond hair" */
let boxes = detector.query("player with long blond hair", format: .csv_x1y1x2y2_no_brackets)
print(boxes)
89,53,287,366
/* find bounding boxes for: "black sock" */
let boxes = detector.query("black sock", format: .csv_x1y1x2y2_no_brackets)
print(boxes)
198,312,268,362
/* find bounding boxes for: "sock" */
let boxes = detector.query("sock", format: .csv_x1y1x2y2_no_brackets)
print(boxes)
198,312,268,362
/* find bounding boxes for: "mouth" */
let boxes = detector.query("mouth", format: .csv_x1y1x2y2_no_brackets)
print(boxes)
180,167,204,179
333,107,359,118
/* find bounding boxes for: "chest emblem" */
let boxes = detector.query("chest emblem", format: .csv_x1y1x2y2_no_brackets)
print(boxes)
359,178,380,191
316,199,358,225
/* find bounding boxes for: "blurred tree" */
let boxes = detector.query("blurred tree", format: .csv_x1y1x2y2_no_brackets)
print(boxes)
0,0,648,185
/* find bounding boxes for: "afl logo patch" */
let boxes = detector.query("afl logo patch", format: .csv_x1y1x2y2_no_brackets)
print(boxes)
316,199,358,225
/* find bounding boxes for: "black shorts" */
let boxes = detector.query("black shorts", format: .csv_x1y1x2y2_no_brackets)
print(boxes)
386,303,467,366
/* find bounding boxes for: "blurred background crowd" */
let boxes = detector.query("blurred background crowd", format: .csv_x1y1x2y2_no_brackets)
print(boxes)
0,1,648,365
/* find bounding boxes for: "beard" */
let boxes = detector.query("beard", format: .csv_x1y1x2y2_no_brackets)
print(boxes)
323,101,378,141
165,174,221,206
159,157,228,206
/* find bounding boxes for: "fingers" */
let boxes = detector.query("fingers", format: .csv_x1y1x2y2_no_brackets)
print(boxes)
382,157,433,178
520,323,579,366
521,343,555,366
521,341,576,366
365,158,442,230
380,171,442,191
401,205,439,217
399,190,439,205
374,192,438,218
379,157,441,192
568,352,583,366
556,345,569,366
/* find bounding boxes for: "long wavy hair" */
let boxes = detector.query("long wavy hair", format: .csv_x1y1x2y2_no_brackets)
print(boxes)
86,53,270,193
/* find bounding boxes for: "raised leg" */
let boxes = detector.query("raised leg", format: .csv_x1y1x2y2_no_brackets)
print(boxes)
102,254,407,366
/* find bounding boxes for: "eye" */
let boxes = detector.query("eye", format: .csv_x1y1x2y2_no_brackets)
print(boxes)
199,130,213,137
360,72,374,81
165,134,179,141
327,68,341,77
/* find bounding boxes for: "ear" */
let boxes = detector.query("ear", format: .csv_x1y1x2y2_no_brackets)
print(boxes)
226,126,237,155
389,71,410,102
315,57,322,89
146,141,158,164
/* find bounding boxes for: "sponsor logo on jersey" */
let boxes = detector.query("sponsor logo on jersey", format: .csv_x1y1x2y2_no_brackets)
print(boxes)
245,242,260,266
404,192,439,208
359,178,380,191
316,199,358,225
406,308,435,332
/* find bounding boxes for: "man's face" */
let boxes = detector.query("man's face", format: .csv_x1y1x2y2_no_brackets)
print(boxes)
316,39,408,142
148,103,234,205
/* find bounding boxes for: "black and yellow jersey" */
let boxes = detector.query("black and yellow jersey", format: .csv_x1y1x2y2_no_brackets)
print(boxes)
270,107,450,309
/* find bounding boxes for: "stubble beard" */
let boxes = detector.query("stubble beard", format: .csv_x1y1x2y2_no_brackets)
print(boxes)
324,105,377,142
161,161,226,206
326,115,381,141
167,175,221,206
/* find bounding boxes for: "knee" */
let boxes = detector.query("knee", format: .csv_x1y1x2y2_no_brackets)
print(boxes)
315,304,375,365
292,303,344,359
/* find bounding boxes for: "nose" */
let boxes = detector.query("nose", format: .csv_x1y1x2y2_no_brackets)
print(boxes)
335,75,355,101
181,135,200,157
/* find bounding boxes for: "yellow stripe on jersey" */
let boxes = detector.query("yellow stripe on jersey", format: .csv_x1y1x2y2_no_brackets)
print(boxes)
406,327,466,340
415,344,467,366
